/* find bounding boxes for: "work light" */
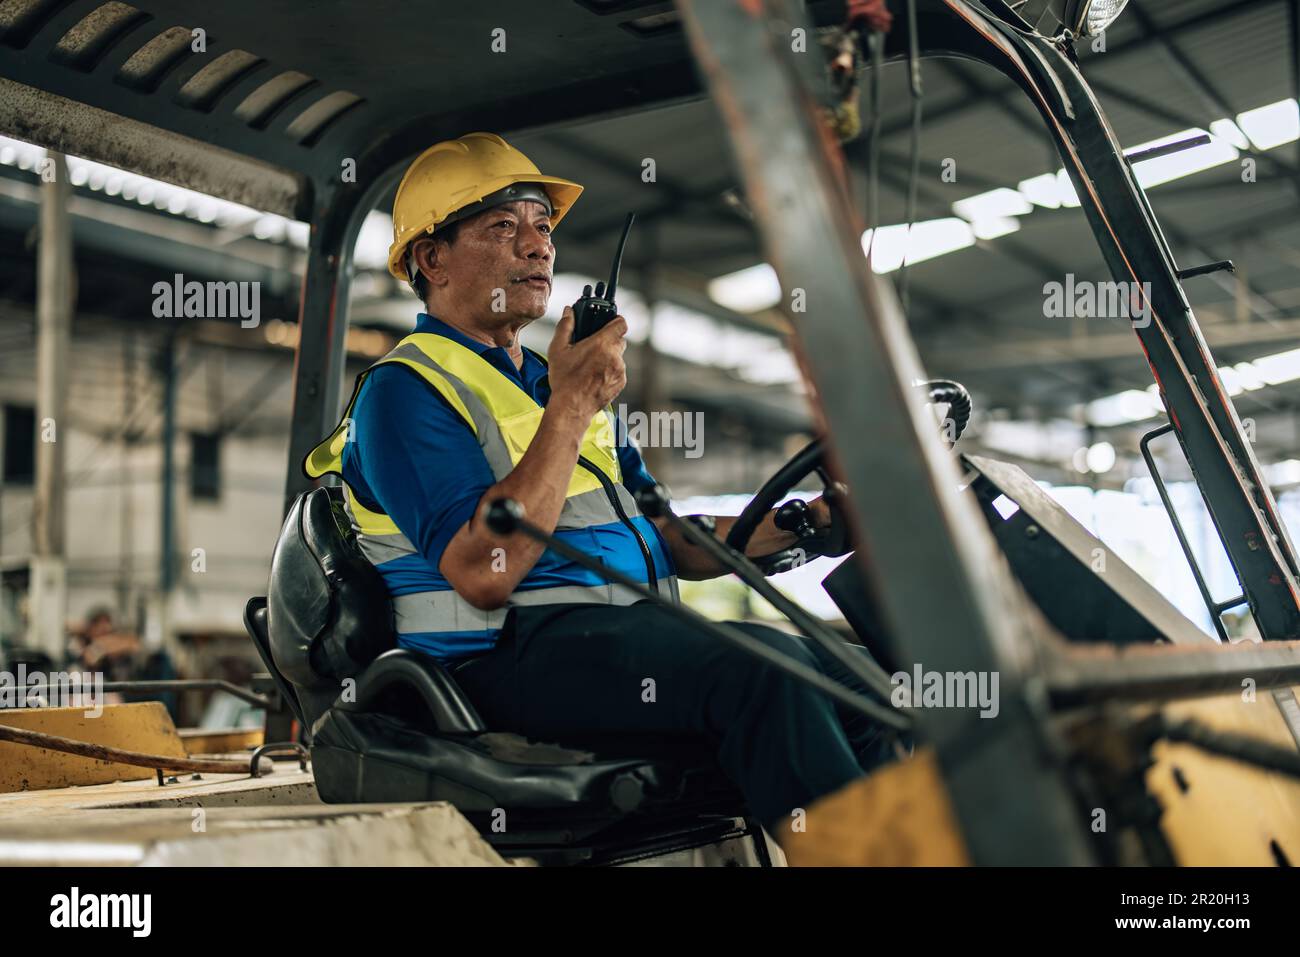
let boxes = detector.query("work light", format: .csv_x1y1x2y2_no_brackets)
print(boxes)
1071,0,1130,37
1003,0,1131,38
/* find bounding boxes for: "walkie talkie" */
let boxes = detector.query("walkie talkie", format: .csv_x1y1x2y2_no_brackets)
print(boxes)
572,212,635,342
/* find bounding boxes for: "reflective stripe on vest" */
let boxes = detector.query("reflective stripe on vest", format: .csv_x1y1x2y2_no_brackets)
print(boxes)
305,332,679,649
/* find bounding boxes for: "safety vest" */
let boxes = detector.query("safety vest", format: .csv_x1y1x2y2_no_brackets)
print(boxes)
304,332,679,660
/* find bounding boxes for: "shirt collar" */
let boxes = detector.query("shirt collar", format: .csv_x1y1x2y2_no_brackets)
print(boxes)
414,312,490,353
414,312,547,392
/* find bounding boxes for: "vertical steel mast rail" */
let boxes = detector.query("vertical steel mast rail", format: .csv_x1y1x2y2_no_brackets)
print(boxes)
906,0,1300,642
677,0,1096,864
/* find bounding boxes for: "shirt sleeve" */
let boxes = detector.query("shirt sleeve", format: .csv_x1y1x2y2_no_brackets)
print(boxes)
341,365,492,572
614,413,658,494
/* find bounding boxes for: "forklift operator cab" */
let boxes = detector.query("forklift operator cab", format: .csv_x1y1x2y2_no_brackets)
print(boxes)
239,130,859,862
245,485,768,864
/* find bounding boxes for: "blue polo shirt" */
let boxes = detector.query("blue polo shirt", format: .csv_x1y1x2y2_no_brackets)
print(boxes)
340,313,672,660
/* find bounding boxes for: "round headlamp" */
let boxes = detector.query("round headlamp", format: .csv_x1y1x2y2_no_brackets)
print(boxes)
1075,0,1130,37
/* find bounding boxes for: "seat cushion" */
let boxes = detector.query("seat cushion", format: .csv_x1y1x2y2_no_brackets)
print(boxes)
311,707,742,817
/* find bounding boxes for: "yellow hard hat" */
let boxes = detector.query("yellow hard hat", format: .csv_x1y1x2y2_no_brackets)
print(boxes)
387,132,584,281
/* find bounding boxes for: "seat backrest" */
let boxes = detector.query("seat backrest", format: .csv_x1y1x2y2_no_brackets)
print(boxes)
266,486,397,700
244,596,311,729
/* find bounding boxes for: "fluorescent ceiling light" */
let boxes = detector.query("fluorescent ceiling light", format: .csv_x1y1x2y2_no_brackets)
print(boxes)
1085,389,1164,427
863,224,909,271
862,218,975,273
1232,362,1267,392
953,188,1034,222
1267,459,1300,487
1237,99,1300,151
1087,348,1298,427
1017,173,1064,209
1218,361,1269,397
971,217,1022,240
1055,169,1081,207
953,188,1031,240
1209,118,1250,151
1219,365,1246,397
653,302,801,384
707,262,782,313
564,279,799,384
1252,347,1300,386
1128,128,1238,189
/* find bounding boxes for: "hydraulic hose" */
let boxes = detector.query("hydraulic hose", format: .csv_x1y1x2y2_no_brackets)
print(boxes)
921,379,972,444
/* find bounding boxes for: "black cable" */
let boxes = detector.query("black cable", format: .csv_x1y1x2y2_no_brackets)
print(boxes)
485,498,911,731
898,0,923,313
638,490,896,703
577,455,659,595
866,31,884,246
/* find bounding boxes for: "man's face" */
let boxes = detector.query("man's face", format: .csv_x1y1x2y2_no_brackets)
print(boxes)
431,199,555,326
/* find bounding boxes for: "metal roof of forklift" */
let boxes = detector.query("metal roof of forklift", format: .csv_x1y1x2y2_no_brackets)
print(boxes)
0,0,747,218
3,0,1298,446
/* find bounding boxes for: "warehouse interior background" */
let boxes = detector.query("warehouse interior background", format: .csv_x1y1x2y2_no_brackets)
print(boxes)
0,0,1297,728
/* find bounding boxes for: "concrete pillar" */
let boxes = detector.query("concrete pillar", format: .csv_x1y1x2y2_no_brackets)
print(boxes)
30,151,71,660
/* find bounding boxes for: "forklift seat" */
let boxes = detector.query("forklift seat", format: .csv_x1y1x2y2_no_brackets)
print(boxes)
244,486,766,865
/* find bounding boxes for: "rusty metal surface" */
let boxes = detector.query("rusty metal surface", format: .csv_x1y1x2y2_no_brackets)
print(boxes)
0,78,304,216
0,722,270,777
1046,640,1300,707
675,0,1095,864
916,0,1300,641
0,702,186,792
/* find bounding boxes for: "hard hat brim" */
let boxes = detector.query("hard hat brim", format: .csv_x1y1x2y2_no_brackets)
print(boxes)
387,173,583,281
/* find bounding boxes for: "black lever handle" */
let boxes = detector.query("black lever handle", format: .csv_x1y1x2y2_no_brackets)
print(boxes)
485,498,525,535
634,486,896,703
482,497,904,727
774,499,816,540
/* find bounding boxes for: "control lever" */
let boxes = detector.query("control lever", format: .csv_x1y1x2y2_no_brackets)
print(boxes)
482,496,905,726
774,500,816,540
635,486,895,701
571,212,635,342
770,496,853,559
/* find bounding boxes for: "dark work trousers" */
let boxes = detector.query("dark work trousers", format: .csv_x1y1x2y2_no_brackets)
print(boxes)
449,600,902,833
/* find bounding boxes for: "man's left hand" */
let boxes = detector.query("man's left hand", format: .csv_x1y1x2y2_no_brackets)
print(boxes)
804,484,853,557
807,495,834,529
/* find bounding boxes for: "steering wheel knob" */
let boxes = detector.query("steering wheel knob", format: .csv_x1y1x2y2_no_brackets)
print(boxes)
774,500,816,539
724,437,852,575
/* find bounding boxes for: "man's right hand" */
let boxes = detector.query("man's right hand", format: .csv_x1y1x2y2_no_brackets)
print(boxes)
546,306,628,420
442,307,628,610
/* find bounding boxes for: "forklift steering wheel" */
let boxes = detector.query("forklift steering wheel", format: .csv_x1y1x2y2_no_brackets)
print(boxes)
724,438,852,575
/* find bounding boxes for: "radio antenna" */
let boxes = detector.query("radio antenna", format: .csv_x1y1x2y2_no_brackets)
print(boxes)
606,212,636,302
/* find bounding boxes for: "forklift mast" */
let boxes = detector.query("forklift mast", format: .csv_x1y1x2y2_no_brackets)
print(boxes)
675,0,1300,862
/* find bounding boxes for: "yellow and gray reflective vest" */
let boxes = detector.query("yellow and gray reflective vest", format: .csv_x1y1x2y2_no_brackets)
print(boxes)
305,332,679,661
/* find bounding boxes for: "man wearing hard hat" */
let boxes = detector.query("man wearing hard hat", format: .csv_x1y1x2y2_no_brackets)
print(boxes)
306,132,896,839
